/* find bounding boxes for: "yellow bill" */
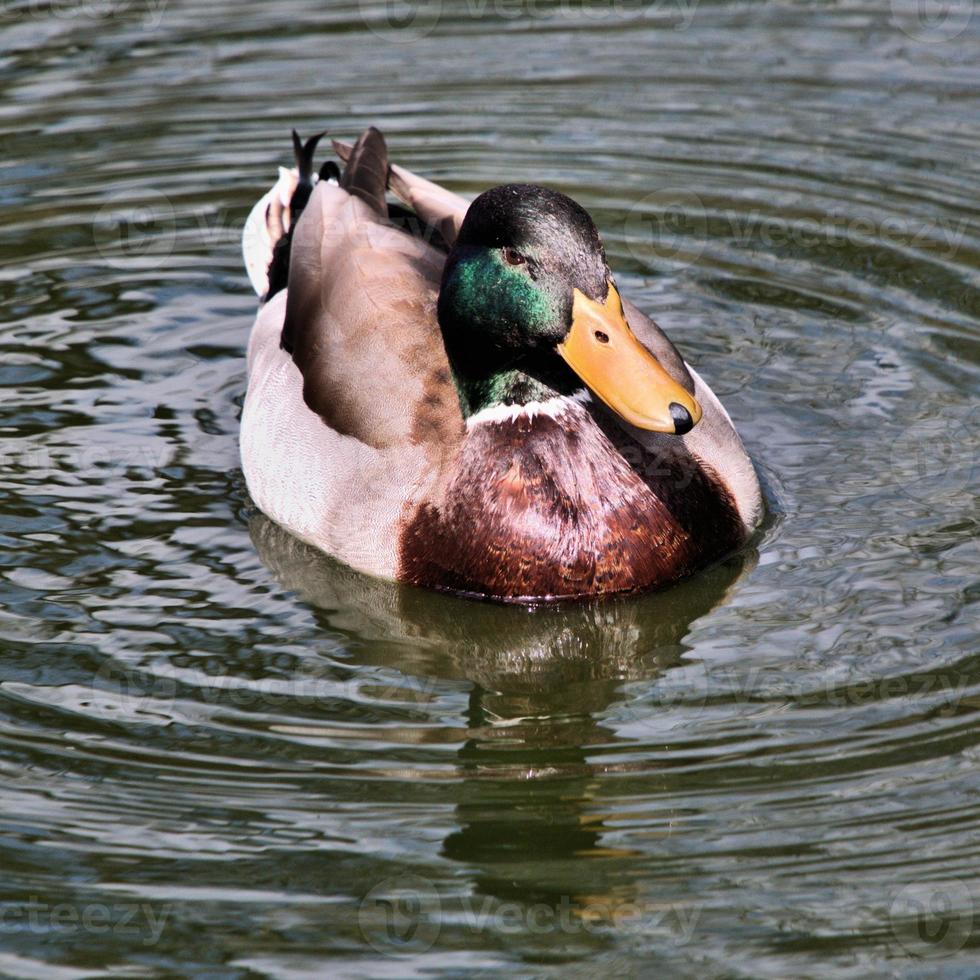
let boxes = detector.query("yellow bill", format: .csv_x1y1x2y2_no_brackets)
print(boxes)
557,282,702,434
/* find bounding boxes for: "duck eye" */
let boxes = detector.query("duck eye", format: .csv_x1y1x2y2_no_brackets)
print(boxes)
502,247,526,266
594,330,610,344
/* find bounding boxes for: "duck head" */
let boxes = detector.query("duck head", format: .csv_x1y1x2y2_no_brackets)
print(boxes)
437,183,701,434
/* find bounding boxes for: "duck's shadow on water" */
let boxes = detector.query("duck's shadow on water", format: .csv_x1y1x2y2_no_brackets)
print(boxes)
250,514,755,928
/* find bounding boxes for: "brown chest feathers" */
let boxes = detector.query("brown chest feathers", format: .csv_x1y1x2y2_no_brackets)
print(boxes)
397,403,745,603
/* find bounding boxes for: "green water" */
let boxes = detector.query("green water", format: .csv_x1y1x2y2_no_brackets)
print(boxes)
1,0,978,975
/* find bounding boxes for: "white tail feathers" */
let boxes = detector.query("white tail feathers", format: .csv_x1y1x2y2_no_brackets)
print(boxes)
242,166,298,298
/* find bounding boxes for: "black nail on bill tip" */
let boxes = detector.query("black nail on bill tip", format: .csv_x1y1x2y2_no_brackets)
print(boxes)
669,402,693,435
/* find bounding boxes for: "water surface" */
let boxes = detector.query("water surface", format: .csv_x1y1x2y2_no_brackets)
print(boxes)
1,0,978,975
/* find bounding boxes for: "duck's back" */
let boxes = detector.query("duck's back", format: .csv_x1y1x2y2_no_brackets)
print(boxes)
241,138,465,580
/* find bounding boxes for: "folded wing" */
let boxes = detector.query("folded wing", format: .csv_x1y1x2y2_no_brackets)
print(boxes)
281,130,465,452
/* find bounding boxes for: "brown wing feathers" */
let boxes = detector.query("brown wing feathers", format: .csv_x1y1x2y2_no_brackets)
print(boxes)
338,127,389,216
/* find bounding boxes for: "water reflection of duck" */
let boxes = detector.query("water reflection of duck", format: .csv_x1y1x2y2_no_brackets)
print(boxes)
241,127,763,604
249,512,753,699
251,514,753,928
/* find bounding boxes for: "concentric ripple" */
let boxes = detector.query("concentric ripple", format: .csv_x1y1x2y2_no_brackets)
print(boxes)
0,0,977,975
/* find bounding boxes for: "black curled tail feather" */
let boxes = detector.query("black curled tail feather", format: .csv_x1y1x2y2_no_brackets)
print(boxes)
266,129,326,302
340,127,389,216
289,129,325,216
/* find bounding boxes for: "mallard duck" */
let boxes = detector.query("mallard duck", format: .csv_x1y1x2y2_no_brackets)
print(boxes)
240,127,763,603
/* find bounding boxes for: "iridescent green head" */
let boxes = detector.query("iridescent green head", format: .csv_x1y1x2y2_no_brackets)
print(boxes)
437,184,608,412
436,184,701,433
